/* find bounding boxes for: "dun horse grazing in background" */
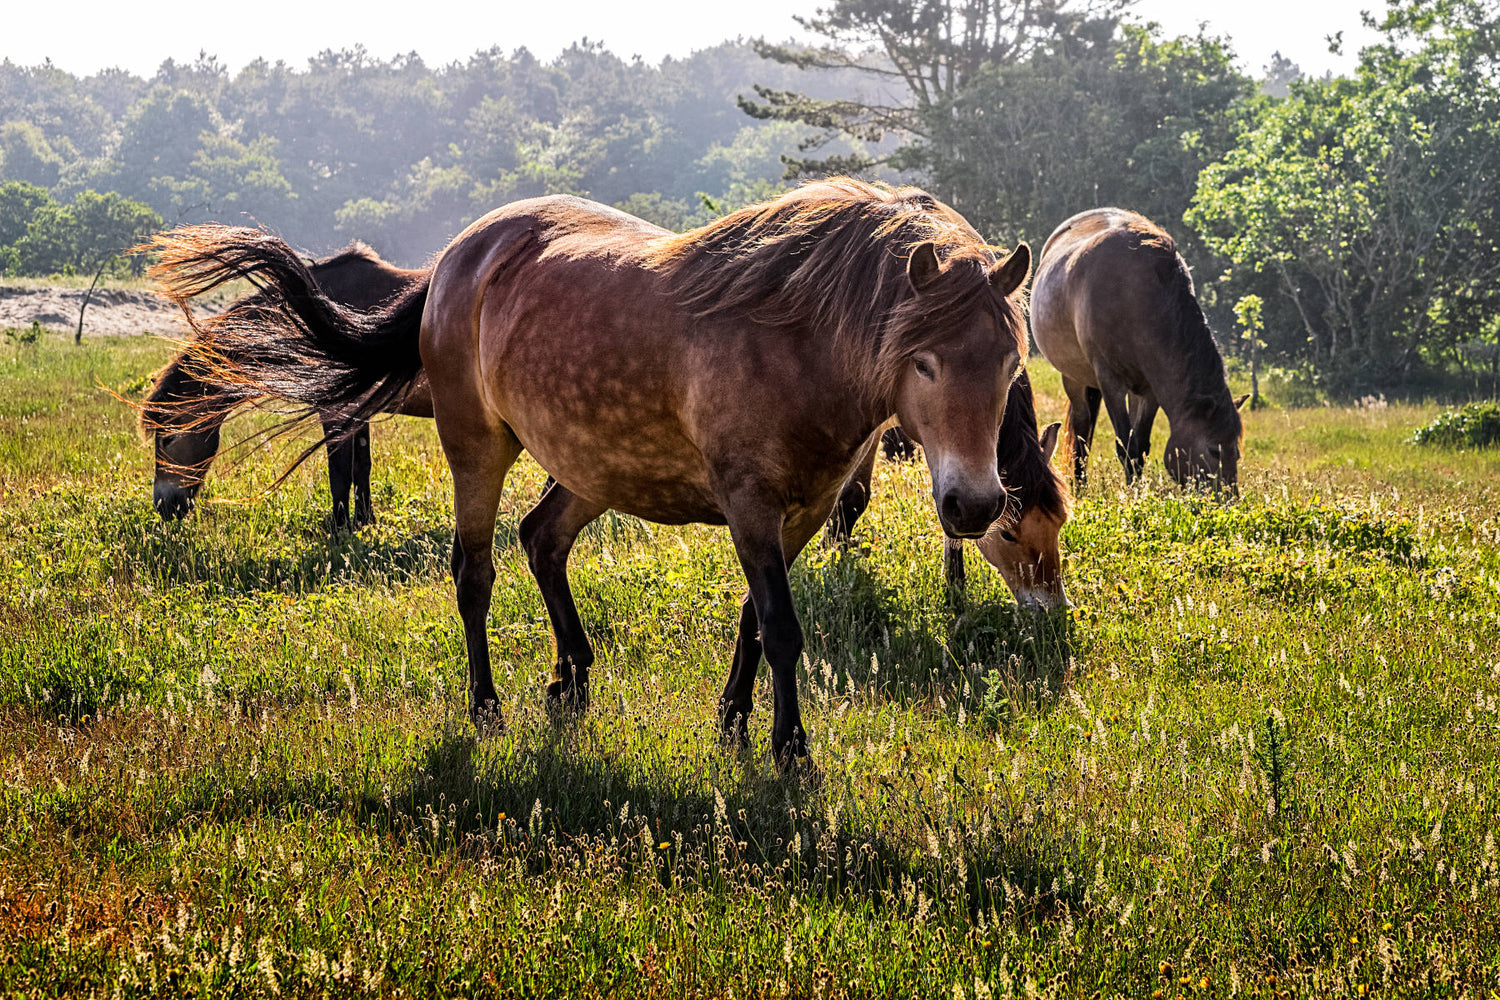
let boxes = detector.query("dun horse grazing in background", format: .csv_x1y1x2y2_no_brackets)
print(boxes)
1030,208,1246,491
828,370,1070,610
144,179,1032,768
144,244,433,526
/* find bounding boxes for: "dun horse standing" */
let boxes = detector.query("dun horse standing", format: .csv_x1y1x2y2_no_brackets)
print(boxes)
145,244,433,526
145,179,1031,767
1030,208,1246,490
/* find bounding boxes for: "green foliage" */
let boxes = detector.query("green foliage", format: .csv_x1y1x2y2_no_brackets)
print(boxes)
2,320,43,346
0,121,64,188
1234,294,1264,343
612,192,694,232
0,180,51,247
1,44,850,266
928,24,1254,246
6,189,162,276
744,3,1251,249
1411,401,1500,449
1187,0,1500,385
1254,714,1292,820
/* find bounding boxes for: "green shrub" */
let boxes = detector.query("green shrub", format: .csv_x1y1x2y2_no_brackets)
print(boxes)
3,321,44,346
1411,401,1500,448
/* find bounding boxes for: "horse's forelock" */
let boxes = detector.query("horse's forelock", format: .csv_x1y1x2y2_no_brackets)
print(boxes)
872,252,1027,403
996,371,1071,524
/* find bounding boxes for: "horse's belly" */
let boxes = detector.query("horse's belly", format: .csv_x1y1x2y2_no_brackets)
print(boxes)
1031,275,1097,388
501,377,722,524
537,435,724,526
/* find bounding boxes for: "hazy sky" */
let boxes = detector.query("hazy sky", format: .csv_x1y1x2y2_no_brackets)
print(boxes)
8,0,1380,80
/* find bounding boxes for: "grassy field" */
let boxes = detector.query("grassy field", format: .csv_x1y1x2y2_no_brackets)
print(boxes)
2,330,1498,998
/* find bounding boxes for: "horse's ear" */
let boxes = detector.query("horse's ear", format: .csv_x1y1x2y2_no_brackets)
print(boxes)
1039,421,1062,462
907,242,942,294
989,242,1031,297
1234,393,1251,411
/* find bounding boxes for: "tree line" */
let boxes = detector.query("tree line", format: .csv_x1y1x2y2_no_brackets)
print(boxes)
1,0,1496,391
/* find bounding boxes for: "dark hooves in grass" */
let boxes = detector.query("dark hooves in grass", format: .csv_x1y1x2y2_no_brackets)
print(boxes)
545,679,590,715
469,699,506,735
777,751,822,785
773,727,814,778
719,708,752,750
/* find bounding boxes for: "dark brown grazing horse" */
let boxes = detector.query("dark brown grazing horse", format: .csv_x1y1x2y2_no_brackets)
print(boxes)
145,243,434,525
827,370,1071,610
145,179,1032,768
1030,208,1246,491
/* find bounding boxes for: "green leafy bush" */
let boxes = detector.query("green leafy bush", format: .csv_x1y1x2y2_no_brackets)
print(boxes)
1411,402,1500,449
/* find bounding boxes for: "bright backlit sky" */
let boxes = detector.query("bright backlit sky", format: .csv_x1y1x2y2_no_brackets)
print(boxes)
8,0,1381,80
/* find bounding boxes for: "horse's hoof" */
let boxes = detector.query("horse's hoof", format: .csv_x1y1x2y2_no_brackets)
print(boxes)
545,679,589,714
771,727,811,775
719,709,752,750
776,751,821,785
470,699,506,735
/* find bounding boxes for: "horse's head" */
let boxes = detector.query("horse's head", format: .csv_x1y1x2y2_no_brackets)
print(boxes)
1164,393,1248,494
892,241,1032,538
143,365,222,520
976,421,1069,611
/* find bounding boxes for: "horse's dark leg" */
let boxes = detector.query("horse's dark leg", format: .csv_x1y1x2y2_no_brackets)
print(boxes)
1126,392,1159,482
718,594,762,748
444,429,524,727
1097,377,1137,485
350,420,375,526
825,434,880,546
721,503,823,768
320,411,355,530
519,480,607,711
943,537,967,592
1062,378,1102,491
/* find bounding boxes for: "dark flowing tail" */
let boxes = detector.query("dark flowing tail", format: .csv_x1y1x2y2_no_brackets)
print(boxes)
142,225,429,441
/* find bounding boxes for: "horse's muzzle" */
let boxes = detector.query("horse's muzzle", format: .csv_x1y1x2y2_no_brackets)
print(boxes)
938,487,1005,539
153,482,196,520
1016,587,1072,613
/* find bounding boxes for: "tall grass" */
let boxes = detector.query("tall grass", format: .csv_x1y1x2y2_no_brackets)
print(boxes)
1,333,1498,997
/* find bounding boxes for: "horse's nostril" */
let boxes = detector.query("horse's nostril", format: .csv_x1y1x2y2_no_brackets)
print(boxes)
940,491,963,526
988,488,1007,525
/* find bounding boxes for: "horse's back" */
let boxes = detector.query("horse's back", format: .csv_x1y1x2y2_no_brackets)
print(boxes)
419,195,719,521
1031,207,1184,390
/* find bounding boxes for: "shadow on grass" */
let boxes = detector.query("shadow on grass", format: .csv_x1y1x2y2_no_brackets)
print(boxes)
792,548,1074,721
118,518,474,594
142,723,1082,921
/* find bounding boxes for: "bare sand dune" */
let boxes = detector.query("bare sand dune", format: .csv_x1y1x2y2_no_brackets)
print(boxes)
0,284,190,338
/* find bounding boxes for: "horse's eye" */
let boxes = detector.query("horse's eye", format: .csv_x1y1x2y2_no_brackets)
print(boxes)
913,357,934,380
999,530,1018,544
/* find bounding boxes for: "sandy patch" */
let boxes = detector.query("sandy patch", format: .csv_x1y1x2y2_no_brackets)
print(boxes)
0,285,191,338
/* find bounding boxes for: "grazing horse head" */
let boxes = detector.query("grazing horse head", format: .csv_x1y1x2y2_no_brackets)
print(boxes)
1164,392,1247,493
140,242,425,522
143,360,223,520
977,419,1071,610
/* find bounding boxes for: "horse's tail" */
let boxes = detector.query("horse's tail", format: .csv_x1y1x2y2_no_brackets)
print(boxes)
142,225,429,436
